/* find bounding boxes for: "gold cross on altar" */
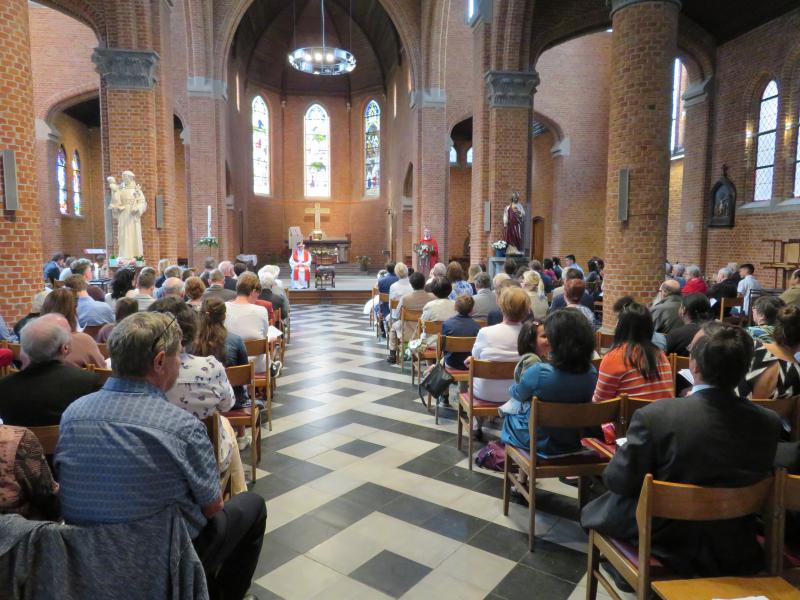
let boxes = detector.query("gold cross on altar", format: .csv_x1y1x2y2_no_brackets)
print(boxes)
304,202,330,232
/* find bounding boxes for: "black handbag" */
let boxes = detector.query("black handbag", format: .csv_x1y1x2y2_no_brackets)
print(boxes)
418,359,455,404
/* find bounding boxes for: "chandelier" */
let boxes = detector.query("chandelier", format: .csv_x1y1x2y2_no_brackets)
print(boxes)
288,0,356,76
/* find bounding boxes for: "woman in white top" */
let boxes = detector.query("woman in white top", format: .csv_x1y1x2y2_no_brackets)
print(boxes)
522,270,548,321
225,272,270,373
419,277,456,349
469,286,530,402
149,297,246,495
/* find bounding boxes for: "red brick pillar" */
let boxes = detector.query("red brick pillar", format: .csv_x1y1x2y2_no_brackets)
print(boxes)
484,71,539,258
0,0,45,322
677,77,713,269
93,49,161,264
415,89,449,266
603,0,680,328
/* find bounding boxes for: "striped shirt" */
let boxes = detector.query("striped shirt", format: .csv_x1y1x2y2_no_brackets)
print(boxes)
592,344,673,403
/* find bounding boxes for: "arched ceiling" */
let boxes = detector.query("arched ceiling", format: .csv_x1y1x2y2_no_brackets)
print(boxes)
235,0,401,96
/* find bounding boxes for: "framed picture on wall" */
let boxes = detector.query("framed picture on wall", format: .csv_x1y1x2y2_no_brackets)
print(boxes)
708,165,736,228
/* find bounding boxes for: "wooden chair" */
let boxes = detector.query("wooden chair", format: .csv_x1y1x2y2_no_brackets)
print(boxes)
719,296,745,326
397,307,423,372
777,469,800,585
457,359,516,469
96,343,110,360
221,363,260,482
503,397,623,550
387,298,400,348
752,396,800,442
669,353,691,396
475,319,488,328
242,338,272,431
595,331,615,355
375,292,389,339
28,425,60,455
87,364,113,385
273,308,285,363
369,286,378,329
619,395,651,437
434,335,477,424
82,324,104,340
412,320,442,388
202,412,232,500
586,474,777,600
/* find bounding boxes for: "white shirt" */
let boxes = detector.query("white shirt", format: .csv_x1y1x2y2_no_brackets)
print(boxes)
737,275,762,314
225,302,270,372
470,322,522,402
389,277,413,319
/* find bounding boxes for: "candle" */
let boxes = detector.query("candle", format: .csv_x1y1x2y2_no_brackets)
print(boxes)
207,205,211,238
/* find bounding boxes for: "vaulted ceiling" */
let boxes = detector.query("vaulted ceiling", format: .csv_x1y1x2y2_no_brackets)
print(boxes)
234,0,401,96
681,0,799,43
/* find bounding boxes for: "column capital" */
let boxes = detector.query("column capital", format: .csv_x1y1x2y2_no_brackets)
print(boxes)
485,70,539,109
410,88,446,110
92,48,159,90
187,76,228,101
682,77,713,107
608,0,681,18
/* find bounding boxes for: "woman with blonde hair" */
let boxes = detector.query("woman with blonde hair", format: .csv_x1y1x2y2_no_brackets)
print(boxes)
184,275,206,310
522,270,548,320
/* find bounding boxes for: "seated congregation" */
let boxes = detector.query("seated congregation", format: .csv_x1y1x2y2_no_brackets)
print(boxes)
373,256,800,596
0,256,293,599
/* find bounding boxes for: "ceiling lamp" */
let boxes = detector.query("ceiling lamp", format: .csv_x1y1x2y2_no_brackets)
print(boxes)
288,0,356,76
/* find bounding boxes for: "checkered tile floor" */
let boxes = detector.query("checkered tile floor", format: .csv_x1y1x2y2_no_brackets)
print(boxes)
247,304,621,600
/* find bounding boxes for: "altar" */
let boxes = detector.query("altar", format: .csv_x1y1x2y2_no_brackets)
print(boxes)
306,239,351,264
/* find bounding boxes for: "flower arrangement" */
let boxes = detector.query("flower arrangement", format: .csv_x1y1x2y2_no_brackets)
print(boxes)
356,255,370,271
133,255,145,266
417,242,434,259
197,236,219,248
491,240,508,251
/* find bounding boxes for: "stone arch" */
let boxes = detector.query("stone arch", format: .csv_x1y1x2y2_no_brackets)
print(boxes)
532,110,565,145
403,163,414,198
34,0,104,43
43,86,100,124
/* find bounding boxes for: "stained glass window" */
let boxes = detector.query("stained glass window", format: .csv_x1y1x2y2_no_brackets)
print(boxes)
466,147,473,165
57,145,68,215
252,96,270,195
754,80,779,202
449,145,457,165
670,59,688,156
364,100,380,196
304,103,330,197
794,113,800,198
71,150,81,216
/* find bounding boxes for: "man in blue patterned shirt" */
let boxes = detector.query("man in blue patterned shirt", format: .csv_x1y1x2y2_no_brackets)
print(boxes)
56,311,266,600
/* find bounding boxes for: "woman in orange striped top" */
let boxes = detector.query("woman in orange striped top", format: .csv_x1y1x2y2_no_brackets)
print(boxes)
593,302,673,403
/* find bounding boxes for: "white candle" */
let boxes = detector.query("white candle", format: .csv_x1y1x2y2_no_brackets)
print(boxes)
207,205,211,237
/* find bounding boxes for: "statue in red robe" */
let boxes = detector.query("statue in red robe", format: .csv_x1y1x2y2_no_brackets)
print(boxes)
503,192,526,254
417,227,439,277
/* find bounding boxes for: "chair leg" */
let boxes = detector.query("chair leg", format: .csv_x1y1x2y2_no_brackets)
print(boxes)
586,531,599,600
434,393,439,425
467,412,474,471
502,453,511,516
426,392,433,414
250,420,258,483
578,476,589,509
528,471,536,551
456,404,464,451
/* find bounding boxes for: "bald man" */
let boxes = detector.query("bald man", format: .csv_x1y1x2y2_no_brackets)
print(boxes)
161,277,186,299
0,314,102,427
650,279,684,334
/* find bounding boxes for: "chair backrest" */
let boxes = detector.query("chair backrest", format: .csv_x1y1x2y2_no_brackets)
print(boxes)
6,342,22,362
274,308,282,324
96,343,110,359
438,335,477,361
469,358,517,380
389,298,399,310
89,365,113,384
619,395,652,435
420,319,443,336
400,307,422,323
202,412,223,470
82,324,103,340
225,362,255,387
475,319,488,328
533,397,622,430
753,396,800,441
669,353,691,394
242,338,268,357
719,296,744,321
783,470,800,511
28,425,60,455
595,331,615,354
379,292,389,302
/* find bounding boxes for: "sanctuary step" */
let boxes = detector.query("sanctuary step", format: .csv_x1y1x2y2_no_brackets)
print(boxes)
276,262,374,277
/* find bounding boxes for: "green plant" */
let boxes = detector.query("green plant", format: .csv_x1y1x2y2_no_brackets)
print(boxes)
309,161,327,172
133,255,145,262
197,236,219,248
356,255,370,267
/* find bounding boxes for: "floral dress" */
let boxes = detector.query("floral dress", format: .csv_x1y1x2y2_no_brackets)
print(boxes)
448,279,474,300
0,425,60,520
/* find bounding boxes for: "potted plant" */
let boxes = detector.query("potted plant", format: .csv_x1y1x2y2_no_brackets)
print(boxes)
356,255,370,272
133,255,145,267
108,255,118,268
492,240,508,257
197,236,219,248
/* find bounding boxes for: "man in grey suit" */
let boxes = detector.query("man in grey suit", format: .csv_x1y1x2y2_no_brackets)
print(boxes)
470,273,498,320
650,279,683,334
203,269,236,302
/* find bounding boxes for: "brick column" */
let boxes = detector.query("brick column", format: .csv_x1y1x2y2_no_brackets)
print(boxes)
93,48,161,264
414,88,448,266
676,77,713,269
603,0,680,328
485,71,539,257
0,0,45,322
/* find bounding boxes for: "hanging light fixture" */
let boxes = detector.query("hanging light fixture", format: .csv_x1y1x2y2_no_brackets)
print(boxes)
288,0,356,76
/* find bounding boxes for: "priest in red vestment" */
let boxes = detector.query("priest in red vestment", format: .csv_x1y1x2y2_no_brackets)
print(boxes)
417,227,439,277
289,241,311,289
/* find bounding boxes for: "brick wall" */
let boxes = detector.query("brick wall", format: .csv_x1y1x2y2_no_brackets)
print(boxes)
531,131,555,258
447,165,472,260
667,158,684,262
174,128,188,260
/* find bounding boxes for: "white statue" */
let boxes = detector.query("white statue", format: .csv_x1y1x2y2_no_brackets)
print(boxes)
107,170,147,258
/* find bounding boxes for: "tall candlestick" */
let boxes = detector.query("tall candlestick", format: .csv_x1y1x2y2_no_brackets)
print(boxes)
207,205,211,238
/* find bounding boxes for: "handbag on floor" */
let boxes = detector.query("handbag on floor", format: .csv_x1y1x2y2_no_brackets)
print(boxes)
474,440,505,471
418,359,454,404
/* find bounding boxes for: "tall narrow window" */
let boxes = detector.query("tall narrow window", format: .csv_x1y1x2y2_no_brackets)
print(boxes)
466,147,473,165
364,100,380,196
794,113,800,198
71,150,81,216
467,0,476,20
304,103,330,197
670,59,688,156
754,80,779,202
449,145,457,165
57,145,68,215
252,96,270,196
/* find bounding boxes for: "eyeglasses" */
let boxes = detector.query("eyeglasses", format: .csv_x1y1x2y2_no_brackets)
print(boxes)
151,314,177,354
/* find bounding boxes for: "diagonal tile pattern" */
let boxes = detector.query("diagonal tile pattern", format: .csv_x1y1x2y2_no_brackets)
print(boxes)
248,304,621,599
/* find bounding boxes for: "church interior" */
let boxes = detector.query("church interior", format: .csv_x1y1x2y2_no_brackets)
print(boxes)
3,0,800,598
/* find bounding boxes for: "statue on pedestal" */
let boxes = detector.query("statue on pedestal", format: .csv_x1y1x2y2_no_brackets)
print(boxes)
107,171,147,259
503,192,526,255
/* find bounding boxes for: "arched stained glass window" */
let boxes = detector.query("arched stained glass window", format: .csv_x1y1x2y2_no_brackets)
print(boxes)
670,59,688,156
449,145,457,165
794,111,800,198
304,103,330,197
364,100,380,196
71,150,81,216
57,145,68,215
252,96,270,196
754,80,779,202
466,147,473,165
